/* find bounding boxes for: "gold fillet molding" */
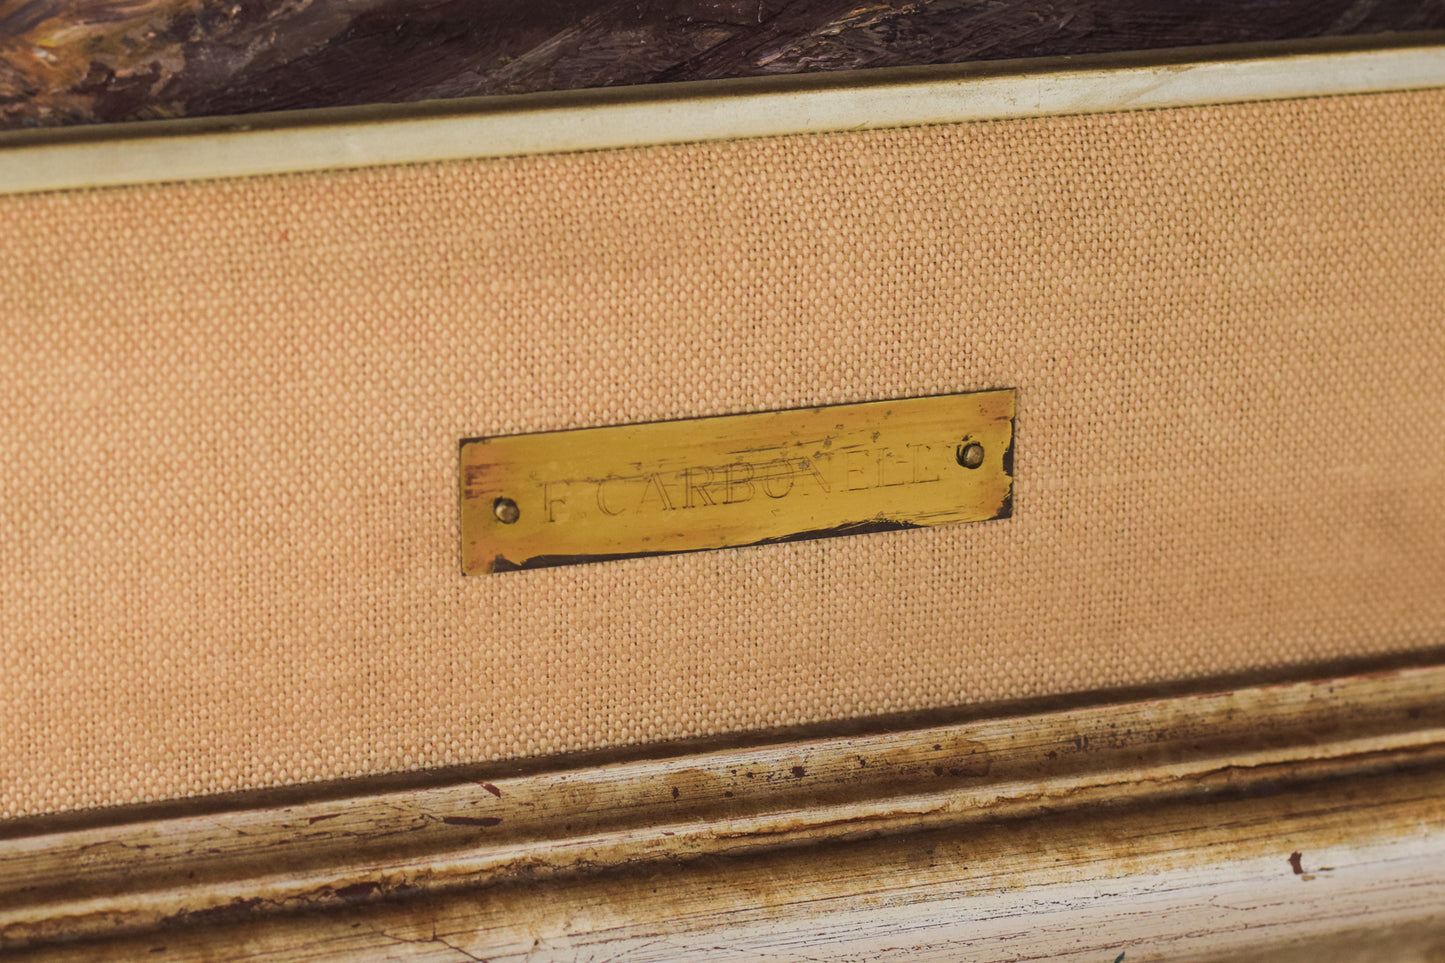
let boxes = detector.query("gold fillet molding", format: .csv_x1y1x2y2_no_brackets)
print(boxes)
0,34,1443,196
3,663,1444,958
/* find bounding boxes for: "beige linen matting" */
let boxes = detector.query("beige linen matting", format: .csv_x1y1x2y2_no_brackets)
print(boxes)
3,88,1444,816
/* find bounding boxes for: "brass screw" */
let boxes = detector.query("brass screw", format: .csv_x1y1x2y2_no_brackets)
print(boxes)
493,497,520,524
957,442,985,470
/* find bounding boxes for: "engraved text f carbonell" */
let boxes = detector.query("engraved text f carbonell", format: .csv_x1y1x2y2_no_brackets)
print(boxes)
542,445,942,522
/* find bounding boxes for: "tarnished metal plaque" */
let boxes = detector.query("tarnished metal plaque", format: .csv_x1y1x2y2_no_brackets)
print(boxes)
460,390,1015,574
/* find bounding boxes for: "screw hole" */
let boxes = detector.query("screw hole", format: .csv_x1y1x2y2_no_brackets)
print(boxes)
493,497,520,524
956,442,985,470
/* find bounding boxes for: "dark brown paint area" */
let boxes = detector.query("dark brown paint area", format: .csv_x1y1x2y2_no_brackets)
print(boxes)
2,0,1444,130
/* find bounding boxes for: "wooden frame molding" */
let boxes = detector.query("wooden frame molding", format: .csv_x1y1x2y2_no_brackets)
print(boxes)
4,663,1444,959
1,35,1444,196
4,30,1444,959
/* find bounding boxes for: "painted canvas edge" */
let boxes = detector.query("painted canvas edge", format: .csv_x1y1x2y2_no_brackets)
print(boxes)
0,35,1443,195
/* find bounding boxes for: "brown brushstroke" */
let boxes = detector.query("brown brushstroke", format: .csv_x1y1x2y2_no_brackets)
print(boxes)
2,0,1443,130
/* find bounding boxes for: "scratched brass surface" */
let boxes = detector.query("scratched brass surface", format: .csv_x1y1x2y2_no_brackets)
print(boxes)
459,390,1015,573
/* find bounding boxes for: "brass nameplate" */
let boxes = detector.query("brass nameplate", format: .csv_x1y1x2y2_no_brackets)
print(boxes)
460,390,1015,574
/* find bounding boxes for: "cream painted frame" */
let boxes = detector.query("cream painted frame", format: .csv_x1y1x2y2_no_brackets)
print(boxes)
4,662,1445,960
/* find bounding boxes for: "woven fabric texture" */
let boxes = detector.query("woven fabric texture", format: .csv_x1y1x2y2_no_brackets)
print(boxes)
4,90,1445,817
